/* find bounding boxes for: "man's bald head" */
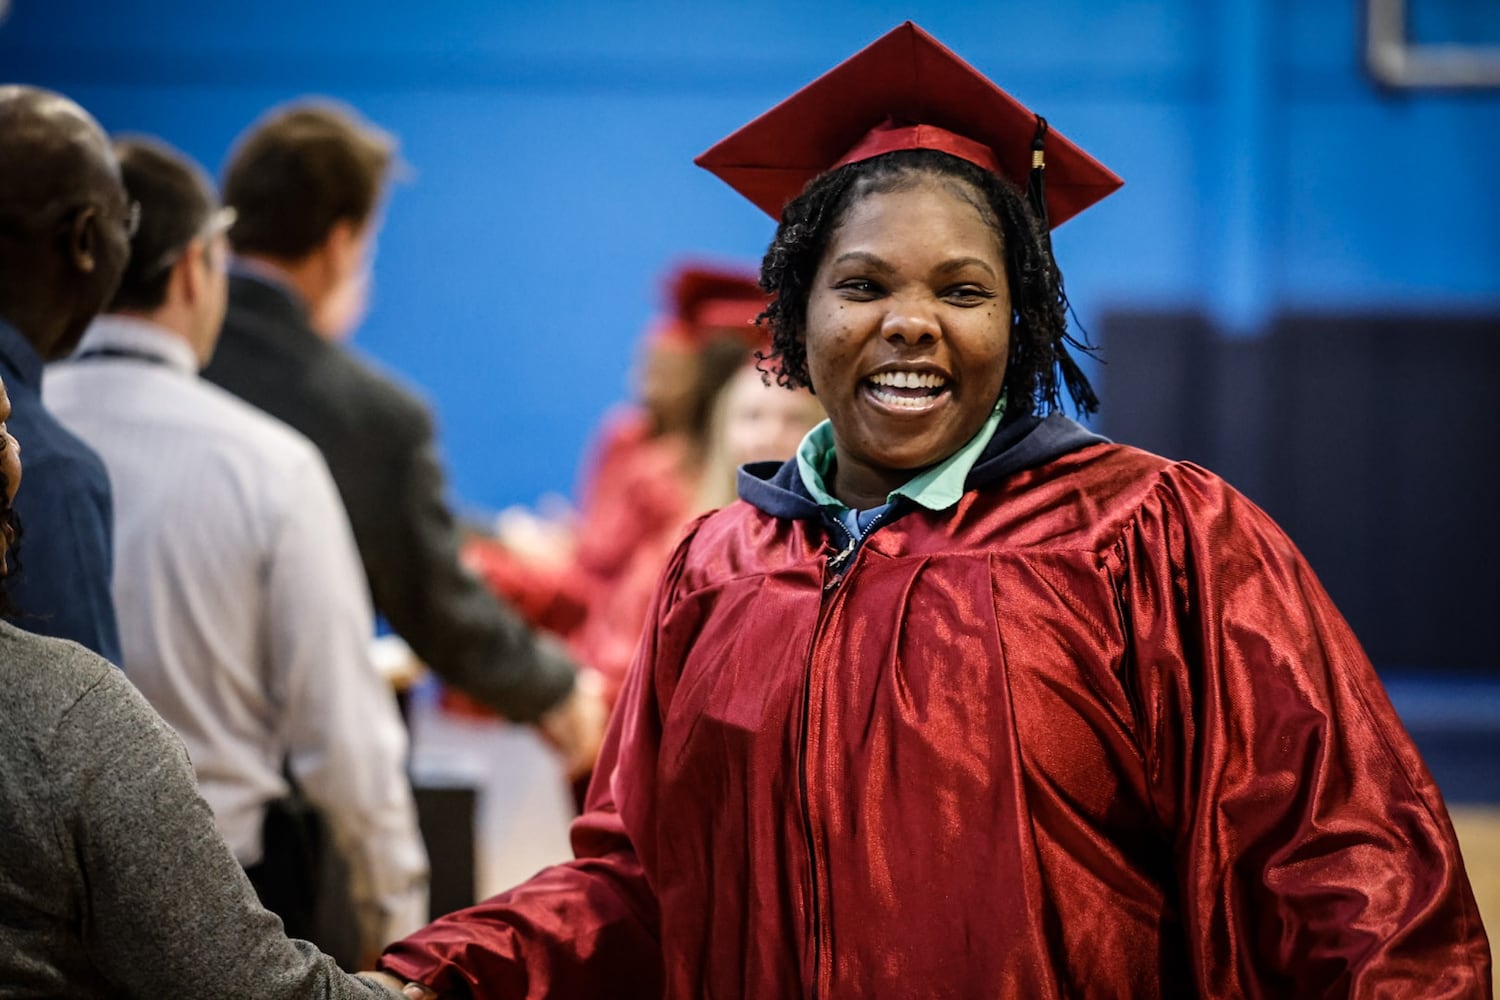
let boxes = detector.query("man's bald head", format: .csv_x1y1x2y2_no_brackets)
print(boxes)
0,86,121,207
0,85,131,360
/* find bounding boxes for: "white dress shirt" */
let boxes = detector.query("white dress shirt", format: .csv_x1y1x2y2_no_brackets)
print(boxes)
47,316,428,945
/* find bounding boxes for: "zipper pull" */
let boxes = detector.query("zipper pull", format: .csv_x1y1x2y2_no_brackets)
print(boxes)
824,536,857,592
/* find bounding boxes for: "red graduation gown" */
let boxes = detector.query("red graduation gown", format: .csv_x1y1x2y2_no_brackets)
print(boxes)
382,440,1491,998
574,406,655,532
569,411,692,598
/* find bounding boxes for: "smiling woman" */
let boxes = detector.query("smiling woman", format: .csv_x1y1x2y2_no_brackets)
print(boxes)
377,21,1493,999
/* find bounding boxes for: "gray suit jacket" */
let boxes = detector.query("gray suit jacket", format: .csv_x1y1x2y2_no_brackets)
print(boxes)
202,273,574,721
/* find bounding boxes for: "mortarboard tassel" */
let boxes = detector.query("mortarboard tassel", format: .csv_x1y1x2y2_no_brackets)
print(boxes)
1027,115,1050,228
1027,113,1101,415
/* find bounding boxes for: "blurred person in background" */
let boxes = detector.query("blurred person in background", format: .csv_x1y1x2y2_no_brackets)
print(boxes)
461,267,770,811
559,341,824,731
0,370,405,999
471,265,767,615
375,23,1489,998
0,85,124,661
467,295,827,815
200,100,601,778
560,269,766,705
570,266,766,582
466,265,768,708
48,137,427,968
693,355,826,511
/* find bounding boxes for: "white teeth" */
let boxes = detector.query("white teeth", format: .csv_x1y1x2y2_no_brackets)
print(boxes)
868,370,947,389
868,386,940,409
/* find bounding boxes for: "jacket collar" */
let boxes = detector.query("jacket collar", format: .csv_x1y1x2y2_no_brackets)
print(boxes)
737,411,1108,523
227,269,313,331
0,317,44,392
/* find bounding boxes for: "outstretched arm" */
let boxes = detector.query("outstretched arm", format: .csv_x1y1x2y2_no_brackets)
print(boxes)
361,419,577,722
377,522,708,998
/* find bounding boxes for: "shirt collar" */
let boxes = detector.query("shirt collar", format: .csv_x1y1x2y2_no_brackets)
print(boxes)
0,317,45,391
73,315,200,375
795,395,1007,515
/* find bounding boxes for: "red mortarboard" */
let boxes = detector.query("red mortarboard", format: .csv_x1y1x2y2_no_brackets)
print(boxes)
666,262,767,342
695,21,1122,228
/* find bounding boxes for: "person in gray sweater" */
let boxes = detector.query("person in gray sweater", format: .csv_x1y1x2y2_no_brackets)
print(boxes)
0,372,400,997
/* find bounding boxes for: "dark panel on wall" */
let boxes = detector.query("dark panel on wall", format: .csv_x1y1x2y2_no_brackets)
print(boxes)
1269,314,1500,670
1092,312,1218,466
1099,311,1500,673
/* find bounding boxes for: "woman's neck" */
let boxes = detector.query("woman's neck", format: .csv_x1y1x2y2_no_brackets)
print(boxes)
827,461,913,511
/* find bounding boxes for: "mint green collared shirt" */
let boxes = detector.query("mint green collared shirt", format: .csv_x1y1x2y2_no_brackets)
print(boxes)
795,397,1006,518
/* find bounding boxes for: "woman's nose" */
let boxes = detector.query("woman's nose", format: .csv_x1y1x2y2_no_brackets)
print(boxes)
880,302,939,345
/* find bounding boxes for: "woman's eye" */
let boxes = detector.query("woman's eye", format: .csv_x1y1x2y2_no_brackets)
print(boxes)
835,279,882,298
944,285,994,305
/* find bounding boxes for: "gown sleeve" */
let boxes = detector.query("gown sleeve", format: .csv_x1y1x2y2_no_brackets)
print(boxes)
376,520,709,999
1111,461,1491,998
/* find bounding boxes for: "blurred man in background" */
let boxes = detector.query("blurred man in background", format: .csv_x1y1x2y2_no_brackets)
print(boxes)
202,101,602,775
0,85,125,660
49,137,427,966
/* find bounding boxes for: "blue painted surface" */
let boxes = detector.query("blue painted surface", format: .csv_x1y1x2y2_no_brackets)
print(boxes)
2,1,1497,507
1384,673,1500,804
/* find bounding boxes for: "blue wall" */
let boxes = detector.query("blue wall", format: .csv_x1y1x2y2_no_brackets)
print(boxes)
3,0,1498,511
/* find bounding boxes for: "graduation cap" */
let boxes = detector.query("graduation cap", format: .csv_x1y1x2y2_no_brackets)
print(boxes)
669,262,766,337
695,21,1122,228
648,261,767,349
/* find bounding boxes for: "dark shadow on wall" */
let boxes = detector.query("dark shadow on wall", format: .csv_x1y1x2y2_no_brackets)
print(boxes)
1097,311,1500,675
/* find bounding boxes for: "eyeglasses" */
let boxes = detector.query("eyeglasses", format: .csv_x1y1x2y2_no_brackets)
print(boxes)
121,200,141,239
138,206,237,278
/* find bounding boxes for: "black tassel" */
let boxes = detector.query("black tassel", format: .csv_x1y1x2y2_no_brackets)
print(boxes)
1026,113,1101,417
1027,115,1050,229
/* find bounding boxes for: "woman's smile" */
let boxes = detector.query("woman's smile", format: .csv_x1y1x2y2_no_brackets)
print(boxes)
862,365,952,412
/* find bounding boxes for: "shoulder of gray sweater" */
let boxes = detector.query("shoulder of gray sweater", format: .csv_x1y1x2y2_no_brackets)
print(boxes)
0,620,117,738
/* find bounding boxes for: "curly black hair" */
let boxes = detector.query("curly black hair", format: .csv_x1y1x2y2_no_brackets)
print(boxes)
757,148,1098,418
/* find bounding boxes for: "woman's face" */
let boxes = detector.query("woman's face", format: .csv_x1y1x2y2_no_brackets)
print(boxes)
719,363,825,468
803,175,1011,502
638,339,701,437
